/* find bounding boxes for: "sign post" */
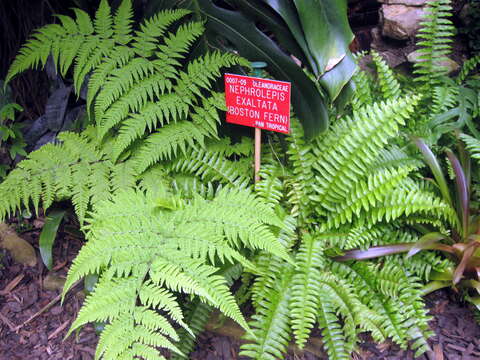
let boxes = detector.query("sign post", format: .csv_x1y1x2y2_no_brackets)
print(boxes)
224,73,291,182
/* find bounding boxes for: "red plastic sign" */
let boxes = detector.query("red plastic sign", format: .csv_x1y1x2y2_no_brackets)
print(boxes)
224,73,291,134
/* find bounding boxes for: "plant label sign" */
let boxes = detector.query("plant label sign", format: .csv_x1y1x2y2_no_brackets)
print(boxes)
224,74,291,134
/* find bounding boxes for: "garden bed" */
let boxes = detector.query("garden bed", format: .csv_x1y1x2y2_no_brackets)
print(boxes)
1,228,479,360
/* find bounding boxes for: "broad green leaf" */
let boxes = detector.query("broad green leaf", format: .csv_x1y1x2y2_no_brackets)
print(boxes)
407,232,448,258
413,137,454,209
39,210,66,270
446,150,469,238
197,0,329,136
293,0,354,75
319,53,357,101
231,0,310,67
262,0,315,71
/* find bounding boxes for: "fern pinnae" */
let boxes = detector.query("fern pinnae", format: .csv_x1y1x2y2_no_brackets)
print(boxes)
414,0,455,86
372,50,401,100
311,96,418,208
112,0,134,45
240,264,294,360
332,262,408,348
317,296,350,360
457,55,480,83
290,234,324,348
326,165,415,229
132,9,192,57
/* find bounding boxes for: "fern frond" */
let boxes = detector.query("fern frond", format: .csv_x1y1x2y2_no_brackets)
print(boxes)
457,55,480,83
290,234,324,348
414,0,455,86
172,263,242,359
351,67,374,110
285,119,314,219
317,295,350,360
460,133,480,160
372,51,401,100
170,147,250,188
311,96,418,211
326,166,415,229
370,188,458,228
63,188,286,358
255,164,284,206
94,0,113,38
240,264,294,360
133,9,191,57
133,121,208,172
113,0,134,45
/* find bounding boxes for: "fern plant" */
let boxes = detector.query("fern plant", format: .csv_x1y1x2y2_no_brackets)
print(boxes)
237,97,454,360
350,0,480,144
63,186,289,360
0,1,292,359
340,133,480,312
1,0,251,222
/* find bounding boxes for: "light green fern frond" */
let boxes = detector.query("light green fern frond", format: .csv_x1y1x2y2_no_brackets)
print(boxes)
169,147,251,188
372,51,401,100
64,188,287,359
240,263,294,360
460,133,480,160
289,234,324,348
351,67,374,110
311,95,418,211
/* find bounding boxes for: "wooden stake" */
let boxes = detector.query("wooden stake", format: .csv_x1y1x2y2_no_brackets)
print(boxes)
254,127,261,183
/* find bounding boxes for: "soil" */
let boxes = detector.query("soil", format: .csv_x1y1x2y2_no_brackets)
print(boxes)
1,225,480,360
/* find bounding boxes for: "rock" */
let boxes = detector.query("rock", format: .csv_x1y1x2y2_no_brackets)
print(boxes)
0,222,37,267
381,4,426,40
407,50,460,73
43,273,66,292
378,49,408,68
379,0,426,6
459,4,472,26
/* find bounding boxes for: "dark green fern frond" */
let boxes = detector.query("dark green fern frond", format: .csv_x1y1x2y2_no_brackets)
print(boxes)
457,55,480,83
326,165,416,229
285,119,314,219
317,295,350,360
369,188,459,229
369,147,423,171
413,0,455,87
255,164,284,206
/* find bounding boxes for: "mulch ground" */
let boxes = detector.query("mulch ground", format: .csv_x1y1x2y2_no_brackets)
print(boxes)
1,225,480,360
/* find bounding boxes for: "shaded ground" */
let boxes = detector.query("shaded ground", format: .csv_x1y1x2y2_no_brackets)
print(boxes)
1,226,480,360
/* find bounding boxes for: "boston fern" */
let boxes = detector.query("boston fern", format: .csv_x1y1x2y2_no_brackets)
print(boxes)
352,0,480,143
1,1,291,359
239,98,454,360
